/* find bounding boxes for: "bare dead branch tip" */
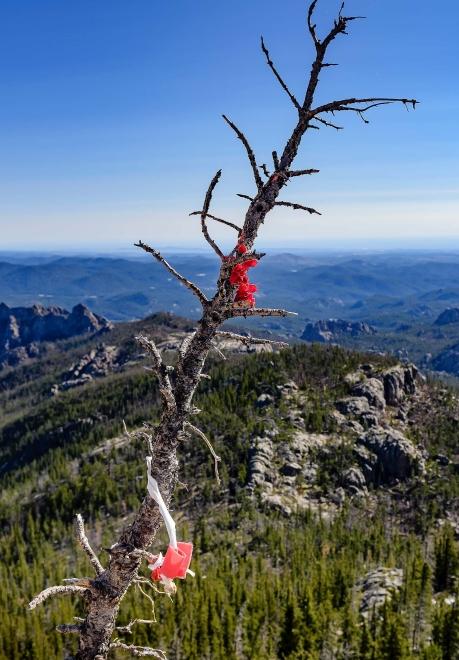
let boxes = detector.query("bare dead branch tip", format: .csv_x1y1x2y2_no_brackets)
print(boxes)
288,168,320,177
29,585,87,611
190,210,241,234
216,330,288,348
116,619,155,635
312,97,418,118
222,115,263,190
135,241,208,305
75,514,105,576
275,200,321,215
136,335,176,410
199,170,225,258
56,623,82,634
109,642,167,659
260,163,271,178
261,37,301,111
185,422,221,485
230,307,298,318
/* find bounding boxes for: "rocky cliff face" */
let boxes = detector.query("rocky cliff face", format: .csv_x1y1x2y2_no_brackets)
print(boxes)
301,318,376,343
0,302,112,367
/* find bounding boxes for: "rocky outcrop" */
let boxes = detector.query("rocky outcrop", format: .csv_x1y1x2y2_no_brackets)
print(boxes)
357,427,425,484
382,364,419,405
358,568,403,615
351,378,386,411
301,319,376,343
0,303,112,367
52,344,120,393
434,307,459,325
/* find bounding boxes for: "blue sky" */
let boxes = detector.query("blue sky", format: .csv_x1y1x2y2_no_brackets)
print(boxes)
0,0,458,251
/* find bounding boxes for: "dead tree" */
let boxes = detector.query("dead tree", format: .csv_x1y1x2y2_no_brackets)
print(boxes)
29,2,417,657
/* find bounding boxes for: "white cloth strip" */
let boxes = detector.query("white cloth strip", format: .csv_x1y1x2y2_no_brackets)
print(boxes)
146,456,177,550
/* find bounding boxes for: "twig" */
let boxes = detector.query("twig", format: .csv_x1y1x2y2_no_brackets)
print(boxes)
199,170,225,258
288,168,320,177
272,151,280,170
211,342,227,361
56,624,82,634
75,514,104,576
222,115,263,190
236,193,254,202
229,307,298,318
314,116,344,130
307,0,320,49
179,331,196,359
116,619,155,635
136,335,176,410
259,163,271,178
189,211,242,234
185,422,221,485
261,37,301,111
275,200,321,215
216,330,288,348
28,585,87,610
109,642,167,659
135,241,208,305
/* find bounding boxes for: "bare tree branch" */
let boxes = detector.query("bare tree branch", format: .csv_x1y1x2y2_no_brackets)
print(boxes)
75,514,104,576
185,422,221,485
135,241,208,305
57,624,83,634
314,116,344,130
136,335,176,410
29,585,87,611
274,200,321,215
236,193,254,202
307,0,320,49
109,642,167,659
272,150,280,170
229,307,298,318
312,97,418,117
210,342,227,361
288,168,320,177
189,210,242,234
261,37,301,111
222,115,263,190
116,619,155,635
199,170,225,258
216,330,288,348
259,163,271,178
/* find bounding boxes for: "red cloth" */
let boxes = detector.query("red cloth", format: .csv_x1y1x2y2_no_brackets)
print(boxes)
151,542,194,582
229,246,258,306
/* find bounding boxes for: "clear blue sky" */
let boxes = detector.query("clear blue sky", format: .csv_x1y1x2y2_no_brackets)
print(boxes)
0,0,458,250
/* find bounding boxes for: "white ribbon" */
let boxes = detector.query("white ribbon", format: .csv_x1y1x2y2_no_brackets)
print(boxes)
146,456,177,550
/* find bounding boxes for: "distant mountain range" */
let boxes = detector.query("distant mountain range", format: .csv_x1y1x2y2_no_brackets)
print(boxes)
3,250,459,376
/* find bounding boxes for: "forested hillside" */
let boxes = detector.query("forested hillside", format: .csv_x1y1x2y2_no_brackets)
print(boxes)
0,316,458,659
